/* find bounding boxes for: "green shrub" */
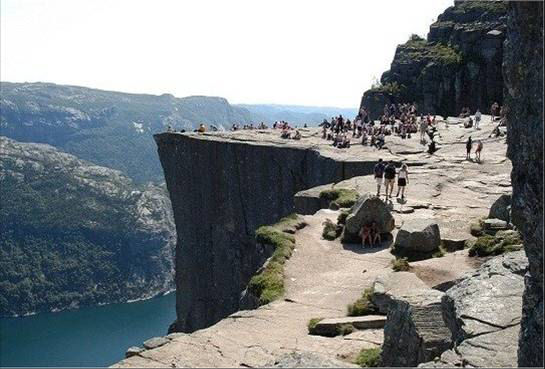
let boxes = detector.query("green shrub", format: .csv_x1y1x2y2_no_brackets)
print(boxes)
391,257,410,272
322,219,339,241
337,323,354,336
468,231,523,257
307,317,323,334
470,222,484,237
354,347,381,367
432,246,446,258
319,188,359,209
249,221,300,305
347,287,377,316
337,210,350,225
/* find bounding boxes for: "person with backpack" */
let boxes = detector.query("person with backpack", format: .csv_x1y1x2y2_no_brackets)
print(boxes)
374,159,385,197
384,161,397,199
466,136,473,160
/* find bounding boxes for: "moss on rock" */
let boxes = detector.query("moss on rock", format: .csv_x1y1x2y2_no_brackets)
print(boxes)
319,188,359,209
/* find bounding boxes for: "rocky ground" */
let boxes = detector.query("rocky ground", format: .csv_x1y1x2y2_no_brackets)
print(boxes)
113,115,519,368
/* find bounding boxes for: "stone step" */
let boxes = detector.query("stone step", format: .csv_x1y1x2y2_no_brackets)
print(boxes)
312,315,387,336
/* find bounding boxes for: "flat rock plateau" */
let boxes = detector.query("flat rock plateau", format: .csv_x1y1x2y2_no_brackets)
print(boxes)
112,114,519,368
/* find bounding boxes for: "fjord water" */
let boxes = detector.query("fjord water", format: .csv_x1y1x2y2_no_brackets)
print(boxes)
0,292,175,367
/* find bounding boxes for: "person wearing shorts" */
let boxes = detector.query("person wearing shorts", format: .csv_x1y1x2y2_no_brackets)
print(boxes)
374,159,385,196
396,164,409,199
384,161,397,199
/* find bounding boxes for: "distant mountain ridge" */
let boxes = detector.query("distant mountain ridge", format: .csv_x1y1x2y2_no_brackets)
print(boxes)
0,82,258,183
0,136,176,317
237,104,358,126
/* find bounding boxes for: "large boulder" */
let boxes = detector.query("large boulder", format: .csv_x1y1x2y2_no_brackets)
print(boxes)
432,251,529,367
488,194,512,222
371,272,429,314
381,288,452,367
394,219,441,254
343,194,395,242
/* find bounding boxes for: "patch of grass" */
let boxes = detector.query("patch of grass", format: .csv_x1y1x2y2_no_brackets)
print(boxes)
369,81,402,96
307,317,323,334
319,188,359,209
347,287,377,316
354,347,381,367
322,219,339,241
337,210,350,225
391,257,410,272
249,218,301,305
337,323,355,336
432,246,446,258
468,231,523,257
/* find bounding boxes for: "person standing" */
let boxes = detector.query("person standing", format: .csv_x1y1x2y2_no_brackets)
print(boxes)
396,164,409,199
384,161,397,199
475,109,482,130
466,136,473,160
475,140,483,162
374,159,386,196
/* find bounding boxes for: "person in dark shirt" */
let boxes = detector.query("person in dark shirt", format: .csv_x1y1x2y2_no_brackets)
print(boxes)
384,161,397,199
374,159,385,197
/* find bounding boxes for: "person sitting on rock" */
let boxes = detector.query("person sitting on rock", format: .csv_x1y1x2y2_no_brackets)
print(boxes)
198,123,206,133
464,117,473,128
280,129,291,139
359,223,372,248
293,130,302,140
371,222,381,247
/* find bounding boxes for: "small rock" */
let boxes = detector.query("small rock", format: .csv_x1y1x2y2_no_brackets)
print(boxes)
311,315,387,336
371,272,429,314
125,346,144,358
143,336,170,350
482,218,509,231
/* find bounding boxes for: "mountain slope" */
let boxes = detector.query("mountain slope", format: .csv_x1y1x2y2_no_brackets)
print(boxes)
0,82,258,183
237,104,358,125
0,136,175,317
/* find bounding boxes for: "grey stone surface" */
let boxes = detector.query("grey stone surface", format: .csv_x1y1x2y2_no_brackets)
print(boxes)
488,194,512,222
343,193,395,241
394,219,441,253
265,351,358,368
125,347,144,358
142,337,170,350
482,218,509,231
371,272,429,314
381,288,452,367
156,133,378,332
311,315,386,336
504,2,544,367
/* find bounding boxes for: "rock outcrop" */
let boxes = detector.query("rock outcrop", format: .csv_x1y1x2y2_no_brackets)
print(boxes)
381,288,452,367
394,219,441,254
342,194,395,242
419,251,528,368
360,1,508,119
155,132,378,332
488,194,511,222
503,1,544,367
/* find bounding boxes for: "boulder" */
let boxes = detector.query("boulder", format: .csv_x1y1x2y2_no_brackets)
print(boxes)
438,251,528,367
482,218,510,233
343,194,395,242
142,336,170,350
371,272,429,314
381,288,452,367
488,194,512,222
394,219,441,253
125,346,144,358
442,251,528,343
310,316,387,336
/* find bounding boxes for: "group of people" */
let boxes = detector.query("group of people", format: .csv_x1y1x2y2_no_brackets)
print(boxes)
373,159,410,200
466,136,484,162
231,122,269,131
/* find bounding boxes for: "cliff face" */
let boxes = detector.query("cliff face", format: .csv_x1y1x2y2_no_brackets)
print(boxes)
360,1,507,119
155,133,376,332
503,1,543,367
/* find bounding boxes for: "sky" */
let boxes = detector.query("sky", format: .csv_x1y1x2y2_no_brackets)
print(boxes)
1,0,453,108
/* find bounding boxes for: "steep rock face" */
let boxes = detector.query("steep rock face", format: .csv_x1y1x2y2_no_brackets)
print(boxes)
503,1,544,367
155,133,376,332
360,1,507,119
0,137,175,316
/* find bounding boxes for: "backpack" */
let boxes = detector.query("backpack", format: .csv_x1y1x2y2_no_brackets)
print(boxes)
384,165,396,179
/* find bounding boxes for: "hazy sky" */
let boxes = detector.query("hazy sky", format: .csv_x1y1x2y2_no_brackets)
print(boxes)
1,0,453,108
